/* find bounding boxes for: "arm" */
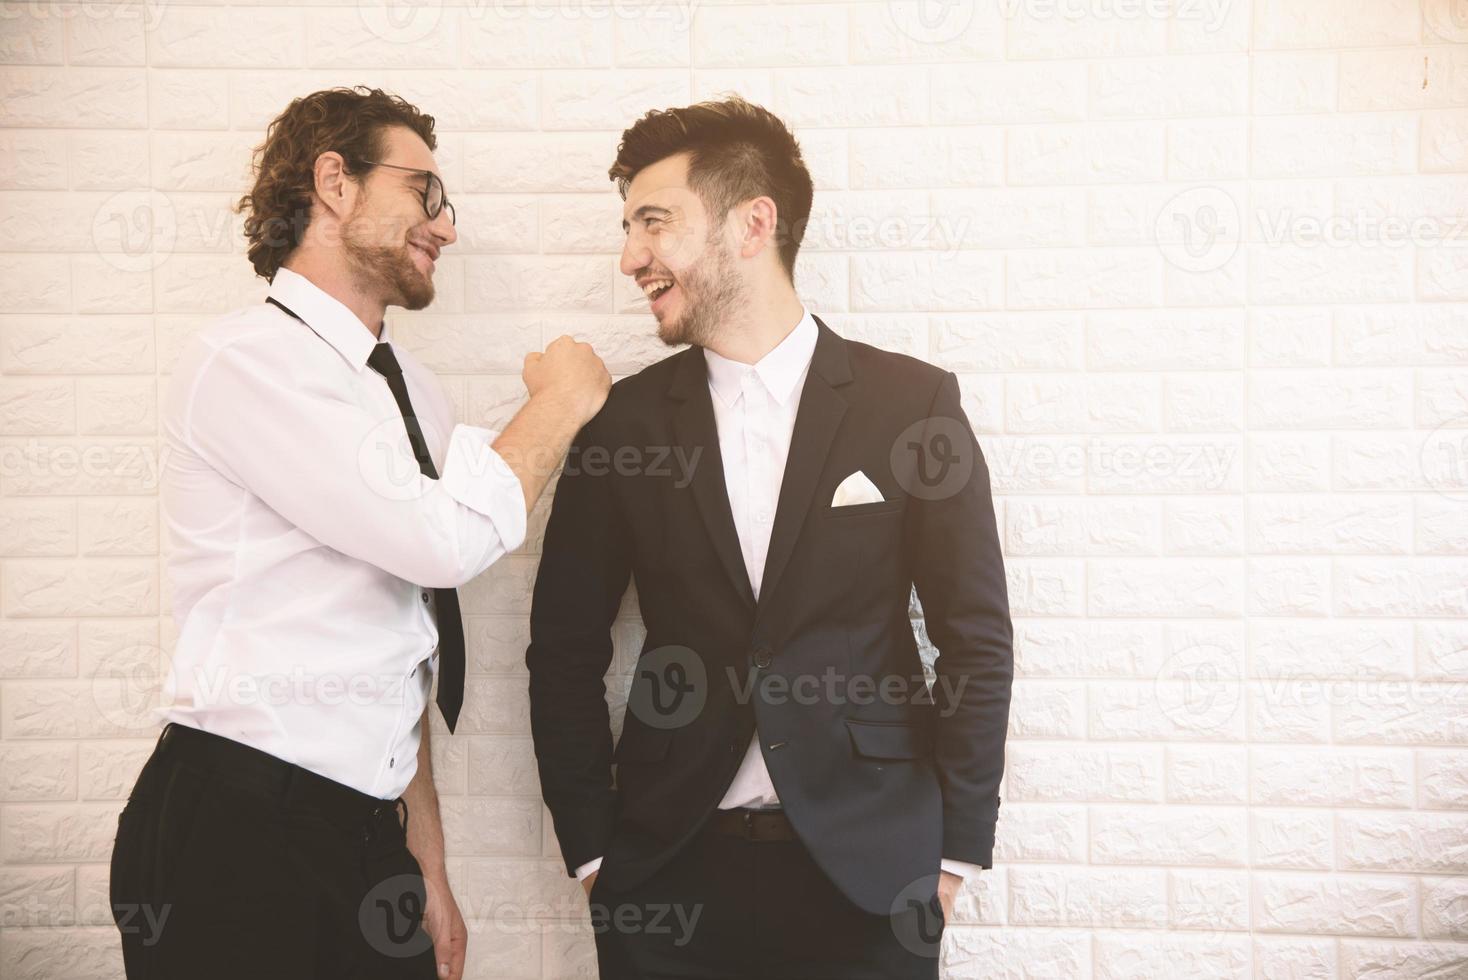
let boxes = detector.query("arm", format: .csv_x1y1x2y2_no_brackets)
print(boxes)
403,714,466,980
906,370,1014,870
403,715,449,877
525,408,631,878
937,857,984,919
575,855,602,897
492,385,598,514
940,858,984,879
177,334,527,589
177,334,605,591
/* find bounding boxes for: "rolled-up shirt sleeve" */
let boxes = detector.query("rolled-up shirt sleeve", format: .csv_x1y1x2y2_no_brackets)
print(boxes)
440,423,528,567
176,332,527,589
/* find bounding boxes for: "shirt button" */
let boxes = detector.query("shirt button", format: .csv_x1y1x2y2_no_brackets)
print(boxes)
389,757,395,767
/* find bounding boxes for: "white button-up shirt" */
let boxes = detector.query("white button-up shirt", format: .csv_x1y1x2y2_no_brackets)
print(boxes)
158,266,526,799
579,306,981,881
707,308,819,810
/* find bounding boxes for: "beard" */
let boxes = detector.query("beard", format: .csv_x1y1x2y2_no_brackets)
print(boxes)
656,233,745,349
342,211,434,312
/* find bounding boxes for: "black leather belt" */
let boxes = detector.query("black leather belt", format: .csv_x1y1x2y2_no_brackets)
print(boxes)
710,806,797,842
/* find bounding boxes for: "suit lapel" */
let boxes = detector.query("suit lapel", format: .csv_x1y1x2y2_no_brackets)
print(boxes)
756,317,853,620
667,347,757,610
665,318,855,619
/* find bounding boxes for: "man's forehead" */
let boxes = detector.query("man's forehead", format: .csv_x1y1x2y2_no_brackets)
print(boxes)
382,127,440,175
622,155,690,217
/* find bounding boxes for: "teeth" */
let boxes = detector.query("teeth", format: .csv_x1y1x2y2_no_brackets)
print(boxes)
641,279,673,299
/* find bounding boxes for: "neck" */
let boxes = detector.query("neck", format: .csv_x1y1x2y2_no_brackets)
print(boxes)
705,277,805,365
279,250,386,340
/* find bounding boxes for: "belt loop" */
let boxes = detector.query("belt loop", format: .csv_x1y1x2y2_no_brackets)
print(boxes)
743,810,753,840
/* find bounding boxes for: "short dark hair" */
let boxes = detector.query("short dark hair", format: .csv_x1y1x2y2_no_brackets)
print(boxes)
235,86,438,282
608,95,814,281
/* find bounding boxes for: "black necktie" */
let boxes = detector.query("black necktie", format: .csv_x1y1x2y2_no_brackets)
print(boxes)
267,296,466,732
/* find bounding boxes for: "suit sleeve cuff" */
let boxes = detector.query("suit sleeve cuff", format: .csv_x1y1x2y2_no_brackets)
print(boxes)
439,423,528,554
574,856,604,881
940,857,986,881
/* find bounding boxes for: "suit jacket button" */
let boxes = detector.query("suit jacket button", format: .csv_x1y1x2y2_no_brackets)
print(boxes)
752,641,773,669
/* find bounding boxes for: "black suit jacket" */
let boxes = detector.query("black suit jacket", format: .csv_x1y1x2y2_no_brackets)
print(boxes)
526,316,1013,915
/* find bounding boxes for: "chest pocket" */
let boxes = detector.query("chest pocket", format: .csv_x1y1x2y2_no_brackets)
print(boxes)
821,496,906,573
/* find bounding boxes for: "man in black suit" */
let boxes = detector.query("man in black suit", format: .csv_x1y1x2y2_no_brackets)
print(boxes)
526,96,1013,979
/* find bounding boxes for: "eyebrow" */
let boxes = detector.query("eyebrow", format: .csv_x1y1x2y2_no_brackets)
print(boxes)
622,204,671,233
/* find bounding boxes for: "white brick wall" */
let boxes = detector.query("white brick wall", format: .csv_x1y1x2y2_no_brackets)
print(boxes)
1,1,1466,977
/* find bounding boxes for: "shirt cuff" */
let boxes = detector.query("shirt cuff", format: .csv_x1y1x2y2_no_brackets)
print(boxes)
940,857,985,882
439,423,528,554
574,856,604,881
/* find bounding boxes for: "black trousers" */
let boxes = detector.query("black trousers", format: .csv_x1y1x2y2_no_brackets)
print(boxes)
109,723,438,980
589,810,945,980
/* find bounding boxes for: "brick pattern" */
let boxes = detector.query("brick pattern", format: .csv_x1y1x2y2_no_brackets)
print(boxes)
2,1,1467,977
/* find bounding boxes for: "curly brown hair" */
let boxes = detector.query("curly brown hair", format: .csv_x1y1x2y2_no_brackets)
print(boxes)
235,86,438,282
608,95,814,281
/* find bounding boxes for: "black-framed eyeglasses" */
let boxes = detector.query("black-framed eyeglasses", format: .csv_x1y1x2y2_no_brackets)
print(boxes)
358,159,456,226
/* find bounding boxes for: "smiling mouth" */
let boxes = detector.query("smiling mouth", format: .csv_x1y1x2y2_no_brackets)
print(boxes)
642,278,674,302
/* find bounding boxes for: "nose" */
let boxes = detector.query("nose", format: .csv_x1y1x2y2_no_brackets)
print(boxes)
619,230,650,279
429,207,457,248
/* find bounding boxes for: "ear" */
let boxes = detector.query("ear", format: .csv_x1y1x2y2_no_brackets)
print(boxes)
735,195,780,263
312,150,357,222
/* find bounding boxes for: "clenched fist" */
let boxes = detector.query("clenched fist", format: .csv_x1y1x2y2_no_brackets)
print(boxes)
524,335,611,424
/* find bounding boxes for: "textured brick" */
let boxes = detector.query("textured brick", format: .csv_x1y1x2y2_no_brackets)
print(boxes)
3,8,1464,976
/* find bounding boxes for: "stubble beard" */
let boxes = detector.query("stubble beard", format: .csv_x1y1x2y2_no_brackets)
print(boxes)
657,234,745,351
342,209,434,312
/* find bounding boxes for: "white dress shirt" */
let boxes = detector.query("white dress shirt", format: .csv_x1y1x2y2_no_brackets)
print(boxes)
578,306,981,882
158,266,527,799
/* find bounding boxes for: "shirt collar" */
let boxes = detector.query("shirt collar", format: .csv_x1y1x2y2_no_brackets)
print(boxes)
704,305,818,409
266,266,390,371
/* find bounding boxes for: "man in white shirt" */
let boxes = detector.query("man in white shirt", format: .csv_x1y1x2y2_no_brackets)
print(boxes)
528,98,1013,978
109,86,609,980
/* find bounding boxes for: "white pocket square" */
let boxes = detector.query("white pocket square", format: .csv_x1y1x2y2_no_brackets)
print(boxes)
831,470,885,507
